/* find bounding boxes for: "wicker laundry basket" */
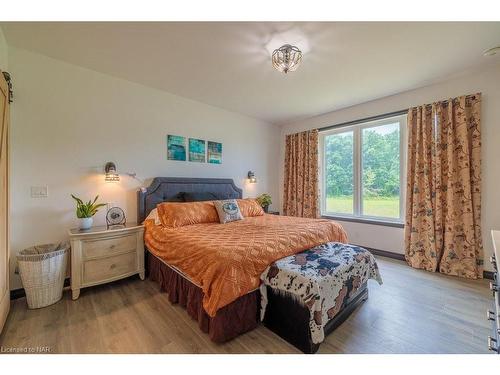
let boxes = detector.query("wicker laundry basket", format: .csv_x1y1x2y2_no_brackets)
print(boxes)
17,242,70,309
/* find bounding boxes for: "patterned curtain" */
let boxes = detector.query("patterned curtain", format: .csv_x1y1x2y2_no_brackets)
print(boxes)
405,93,483,279
283,129,319,218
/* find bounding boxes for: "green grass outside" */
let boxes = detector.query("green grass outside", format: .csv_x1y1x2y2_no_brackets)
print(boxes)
326,195,400,218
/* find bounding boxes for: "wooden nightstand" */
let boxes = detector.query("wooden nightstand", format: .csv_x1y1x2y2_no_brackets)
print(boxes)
68,223,145,300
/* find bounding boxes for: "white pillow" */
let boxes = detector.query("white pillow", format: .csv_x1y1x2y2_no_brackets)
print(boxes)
145,208,162,225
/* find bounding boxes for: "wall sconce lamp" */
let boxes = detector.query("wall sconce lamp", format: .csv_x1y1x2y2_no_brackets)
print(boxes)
247,171,257,184
104,162,120,182
104,162,147,192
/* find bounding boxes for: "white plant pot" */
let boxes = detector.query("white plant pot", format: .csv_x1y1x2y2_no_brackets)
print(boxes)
79,217,93,230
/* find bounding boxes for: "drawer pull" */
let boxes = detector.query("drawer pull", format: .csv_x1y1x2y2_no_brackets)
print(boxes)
487,310,496,321
110,264,116,269
488,336,498,352
110,245,116,249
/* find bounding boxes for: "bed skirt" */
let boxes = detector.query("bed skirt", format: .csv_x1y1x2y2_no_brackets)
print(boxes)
148,252,260,343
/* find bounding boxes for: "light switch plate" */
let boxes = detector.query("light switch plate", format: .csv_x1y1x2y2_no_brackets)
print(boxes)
31,186,48,198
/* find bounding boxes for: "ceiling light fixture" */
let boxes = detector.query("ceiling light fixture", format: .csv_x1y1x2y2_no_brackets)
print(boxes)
483,46,500,57
272,44,302,74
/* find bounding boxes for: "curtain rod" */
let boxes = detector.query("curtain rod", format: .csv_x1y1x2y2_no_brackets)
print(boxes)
316,93,479,133
408,93,481,110
318,109,408,132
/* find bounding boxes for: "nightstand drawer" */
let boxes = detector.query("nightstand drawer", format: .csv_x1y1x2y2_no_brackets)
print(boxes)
83,251,137,284
82,234,136,259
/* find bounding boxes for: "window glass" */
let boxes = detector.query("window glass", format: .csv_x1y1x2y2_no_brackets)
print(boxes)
324,130,354,215
361,123,400,218
320,114,405,222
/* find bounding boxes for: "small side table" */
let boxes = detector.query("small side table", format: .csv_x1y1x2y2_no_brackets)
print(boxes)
68,223,144,300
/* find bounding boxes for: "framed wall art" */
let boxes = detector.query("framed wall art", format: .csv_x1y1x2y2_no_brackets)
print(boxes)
207,141,222,164
188,138,206,162
167,135,186,161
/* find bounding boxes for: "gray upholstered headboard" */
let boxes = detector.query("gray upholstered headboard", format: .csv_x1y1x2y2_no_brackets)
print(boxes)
137,177,243,223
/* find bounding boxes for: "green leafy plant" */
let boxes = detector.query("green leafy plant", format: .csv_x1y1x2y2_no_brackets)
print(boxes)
256,193,272,208
71,194,106,218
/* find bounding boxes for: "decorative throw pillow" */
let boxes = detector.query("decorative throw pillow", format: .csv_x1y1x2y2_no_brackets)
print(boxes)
168,192,187,202
182,192,220,202
157,201,219,227
213,199,244,224
144,208,162,225
237,198,264,217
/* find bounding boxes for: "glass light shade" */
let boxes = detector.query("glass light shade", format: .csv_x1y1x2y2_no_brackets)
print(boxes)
247,171,257,184
105,172,120,182
272,44,302,74
104,162,120,182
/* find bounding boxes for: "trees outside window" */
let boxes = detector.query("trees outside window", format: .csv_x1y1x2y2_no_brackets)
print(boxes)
321,114,406,222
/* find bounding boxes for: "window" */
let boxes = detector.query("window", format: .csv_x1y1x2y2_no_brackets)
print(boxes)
320,114,406,223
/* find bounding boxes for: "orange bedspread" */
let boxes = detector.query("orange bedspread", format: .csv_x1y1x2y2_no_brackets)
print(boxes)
144,214,347,317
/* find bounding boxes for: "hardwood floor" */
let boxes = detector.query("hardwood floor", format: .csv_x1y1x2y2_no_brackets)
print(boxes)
0,257,493,354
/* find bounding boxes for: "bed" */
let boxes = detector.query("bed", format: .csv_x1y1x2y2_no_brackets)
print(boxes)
138,177,374,349
138,178,268,342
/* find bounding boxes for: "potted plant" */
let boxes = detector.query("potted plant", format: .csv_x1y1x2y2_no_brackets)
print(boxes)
71,194,106,230
256,193,272,213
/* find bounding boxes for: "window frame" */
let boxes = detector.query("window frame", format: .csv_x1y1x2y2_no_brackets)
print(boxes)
319,114,407,225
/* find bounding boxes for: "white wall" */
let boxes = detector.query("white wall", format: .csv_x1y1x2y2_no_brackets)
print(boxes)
8,47,280,290
280,63,500,272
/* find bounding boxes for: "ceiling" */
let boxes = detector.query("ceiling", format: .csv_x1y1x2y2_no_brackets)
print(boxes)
2,22,500,124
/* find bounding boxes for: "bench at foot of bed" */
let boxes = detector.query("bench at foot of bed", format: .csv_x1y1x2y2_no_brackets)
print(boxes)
263,282,368,353
260,242,382,354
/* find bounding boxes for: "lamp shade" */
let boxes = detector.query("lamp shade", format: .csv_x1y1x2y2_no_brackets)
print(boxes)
104,162,120,182
247,171,257,183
